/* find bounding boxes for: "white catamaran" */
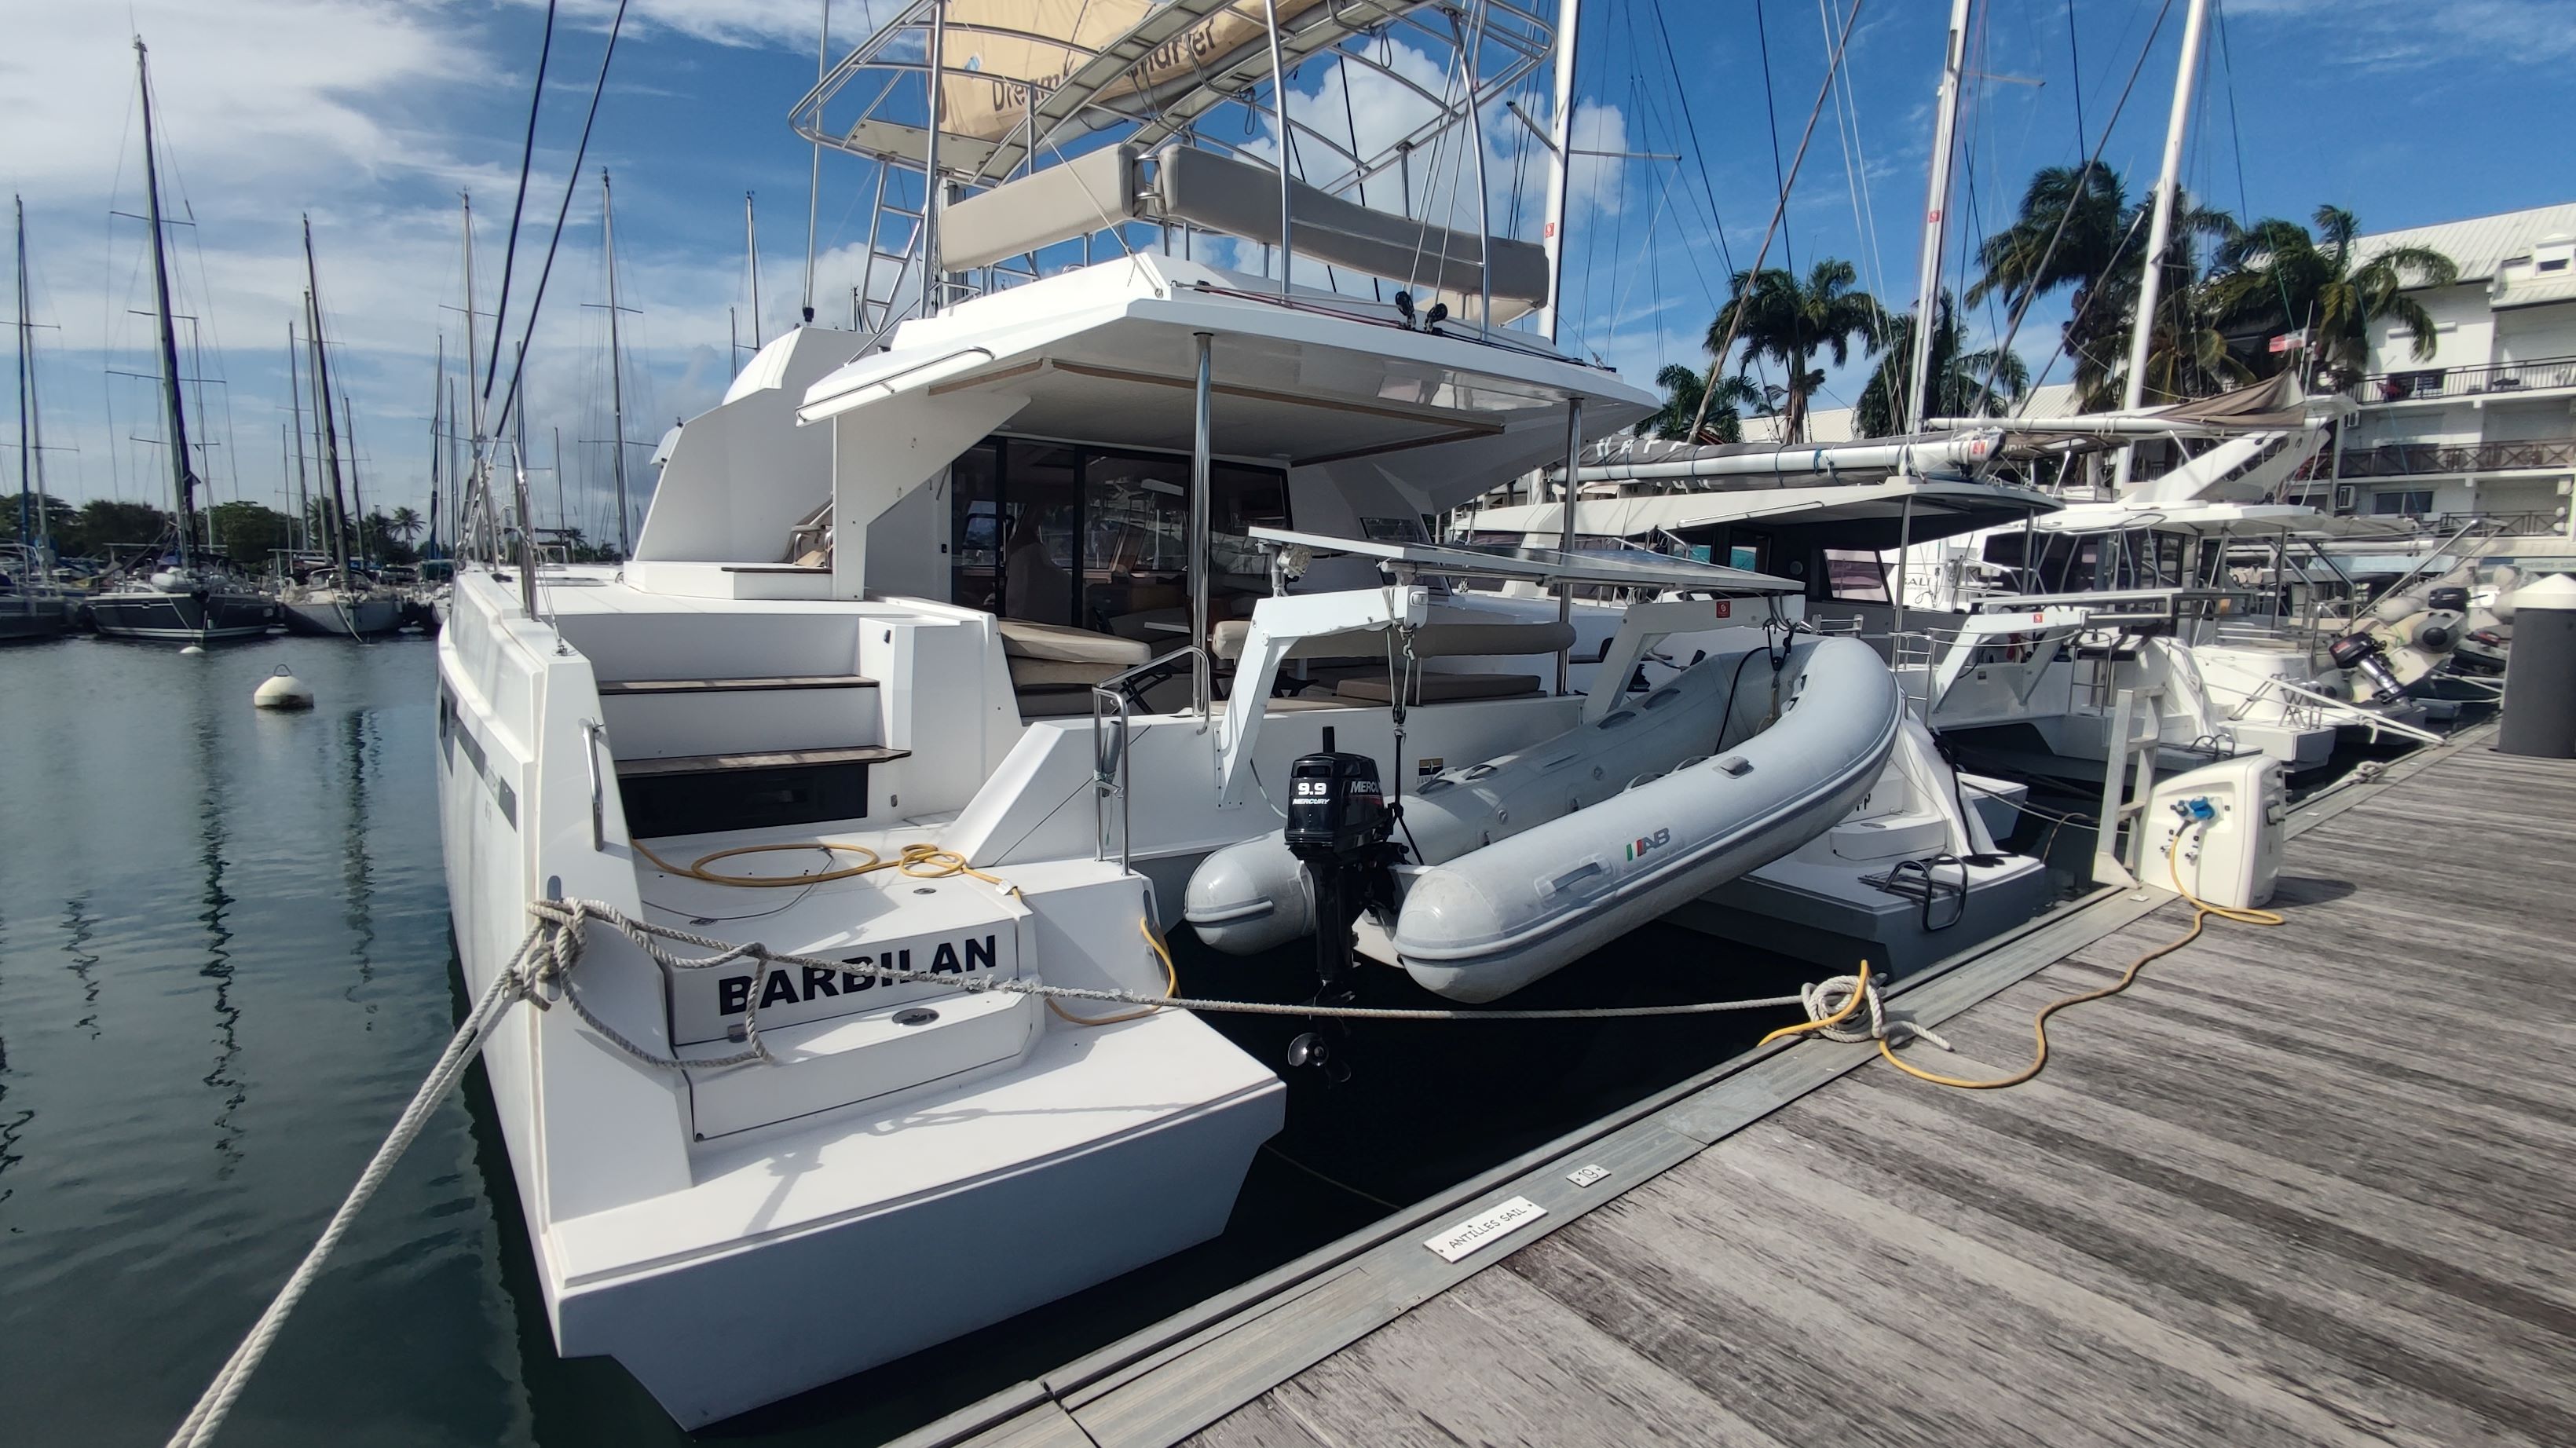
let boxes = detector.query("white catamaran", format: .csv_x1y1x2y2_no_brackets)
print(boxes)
437,0,2044,1424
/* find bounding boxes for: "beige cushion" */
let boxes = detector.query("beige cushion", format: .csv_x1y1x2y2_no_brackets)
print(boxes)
997,617,1151,666
1009,657,1122,688
1209,613,1576,662
1335,672,1543,704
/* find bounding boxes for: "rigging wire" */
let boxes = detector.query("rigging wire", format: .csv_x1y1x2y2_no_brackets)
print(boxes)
1978,0,2175,413
1681,0,1868,442
478,0,558,413
490,0,631,452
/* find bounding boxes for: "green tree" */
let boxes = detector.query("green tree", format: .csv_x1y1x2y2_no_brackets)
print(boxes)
1853,295,2030,437
2202,205,2458,384
66,499,172,558
387,505,424,549
1970,163,2235,407
207,500,298,571
1640,364,1766,444
360,508,418,565
1702,258,1883,444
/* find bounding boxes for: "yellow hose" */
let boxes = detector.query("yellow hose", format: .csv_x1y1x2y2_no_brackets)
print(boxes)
633,837,1019,897
1047,919,1181,1027
1875,819,2281,1090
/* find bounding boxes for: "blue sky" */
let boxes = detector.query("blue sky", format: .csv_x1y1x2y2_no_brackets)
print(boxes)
5,0,2571,545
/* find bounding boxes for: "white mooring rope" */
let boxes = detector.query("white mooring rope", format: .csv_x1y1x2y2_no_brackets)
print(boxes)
170,899,1824,1444
166,924,543,1448
1791,972,1954,1053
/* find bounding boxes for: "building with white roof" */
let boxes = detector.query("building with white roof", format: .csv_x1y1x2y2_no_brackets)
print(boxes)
2293,202,2576,543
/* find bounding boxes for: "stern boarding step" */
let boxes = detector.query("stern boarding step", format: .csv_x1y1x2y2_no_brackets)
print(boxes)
639,850,1169,1142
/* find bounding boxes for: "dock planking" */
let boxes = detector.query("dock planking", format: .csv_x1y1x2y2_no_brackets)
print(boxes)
1187,743,2576,1447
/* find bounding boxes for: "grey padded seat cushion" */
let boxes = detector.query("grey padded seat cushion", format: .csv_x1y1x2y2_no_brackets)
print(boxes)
1014,686,1099,719
1209,613,1577,662
997,617,1152,665
1334,672,1543,704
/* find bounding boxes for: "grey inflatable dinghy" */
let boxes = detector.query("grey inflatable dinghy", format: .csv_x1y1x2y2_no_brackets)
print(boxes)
1187,634,1903,1001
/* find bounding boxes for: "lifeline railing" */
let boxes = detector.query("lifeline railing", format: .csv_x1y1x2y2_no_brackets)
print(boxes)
1089,644,1206,872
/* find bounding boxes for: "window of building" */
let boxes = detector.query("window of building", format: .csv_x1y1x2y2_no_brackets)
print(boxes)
2370,489,2435,517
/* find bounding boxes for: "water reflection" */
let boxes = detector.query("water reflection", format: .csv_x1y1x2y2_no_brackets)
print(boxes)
0,901,25,1208
61,895,101,1039
192,701,246,1176
342,708,379,1016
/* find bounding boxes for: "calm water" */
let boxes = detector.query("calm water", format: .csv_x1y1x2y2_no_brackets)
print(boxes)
0,633,1863,1444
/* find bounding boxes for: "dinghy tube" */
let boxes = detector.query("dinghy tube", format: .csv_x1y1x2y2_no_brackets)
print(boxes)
1186,635,1903,1002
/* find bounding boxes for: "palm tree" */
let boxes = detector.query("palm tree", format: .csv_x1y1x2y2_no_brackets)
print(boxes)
1853,295,2030,437
1701,259,1882,443
2203,205,2457,385
387,505,424,549
1641,364,1766,444
1970,163,2236,407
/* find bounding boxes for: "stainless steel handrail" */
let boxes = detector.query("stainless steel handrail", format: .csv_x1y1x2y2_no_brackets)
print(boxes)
579,718,609,851
1089,643,1207,871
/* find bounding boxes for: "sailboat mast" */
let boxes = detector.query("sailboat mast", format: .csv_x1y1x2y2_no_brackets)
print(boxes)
459,192,488,560
1904,0,1974,436
427,334,444,558
302,218,353,578
134,38,199,568
2114,0,2212,485
602,169,633,557
745,192,763,349
15,195,35,558
341,388,369,566
286,320,311,554
1535,0,1580,344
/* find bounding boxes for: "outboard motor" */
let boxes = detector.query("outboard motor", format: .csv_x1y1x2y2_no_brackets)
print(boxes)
1282,751,1400,1078
2330,631,2407,703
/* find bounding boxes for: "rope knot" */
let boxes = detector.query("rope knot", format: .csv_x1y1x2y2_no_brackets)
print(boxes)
1797,972,1952,1053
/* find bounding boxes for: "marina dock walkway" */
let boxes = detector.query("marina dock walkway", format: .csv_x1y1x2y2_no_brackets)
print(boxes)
905,733,2576,1448
1185,740,2576,1446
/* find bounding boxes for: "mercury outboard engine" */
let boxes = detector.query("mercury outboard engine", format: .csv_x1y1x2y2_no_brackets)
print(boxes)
1283,749,1402,1078
2330,631,2407,702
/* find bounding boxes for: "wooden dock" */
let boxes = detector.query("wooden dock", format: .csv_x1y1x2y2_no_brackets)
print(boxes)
912,732,2576,1448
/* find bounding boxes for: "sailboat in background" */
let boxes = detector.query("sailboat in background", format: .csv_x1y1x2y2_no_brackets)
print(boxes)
88,36,280,645
278,215,402,638
5,195,72,642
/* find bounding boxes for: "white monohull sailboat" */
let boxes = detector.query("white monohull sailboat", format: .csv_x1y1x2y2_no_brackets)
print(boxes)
436,0,2041,1424
88,39,280,645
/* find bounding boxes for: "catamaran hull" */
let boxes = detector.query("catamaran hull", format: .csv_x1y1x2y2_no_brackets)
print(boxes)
434,569,1280,1428
88,590,278,641
556,1085,1272,1428
281,594,404,636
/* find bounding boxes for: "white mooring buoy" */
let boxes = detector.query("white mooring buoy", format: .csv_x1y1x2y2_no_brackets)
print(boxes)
179,644,206,656
254,664,315,711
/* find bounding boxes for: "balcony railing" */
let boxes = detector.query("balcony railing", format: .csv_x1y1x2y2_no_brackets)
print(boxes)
2427,511,2567,536
2349,353,2576,404
2334,437,2576,477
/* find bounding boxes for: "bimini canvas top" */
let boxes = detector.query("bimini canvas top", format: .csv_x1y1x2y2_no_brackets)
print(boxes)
794,0,1557,316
